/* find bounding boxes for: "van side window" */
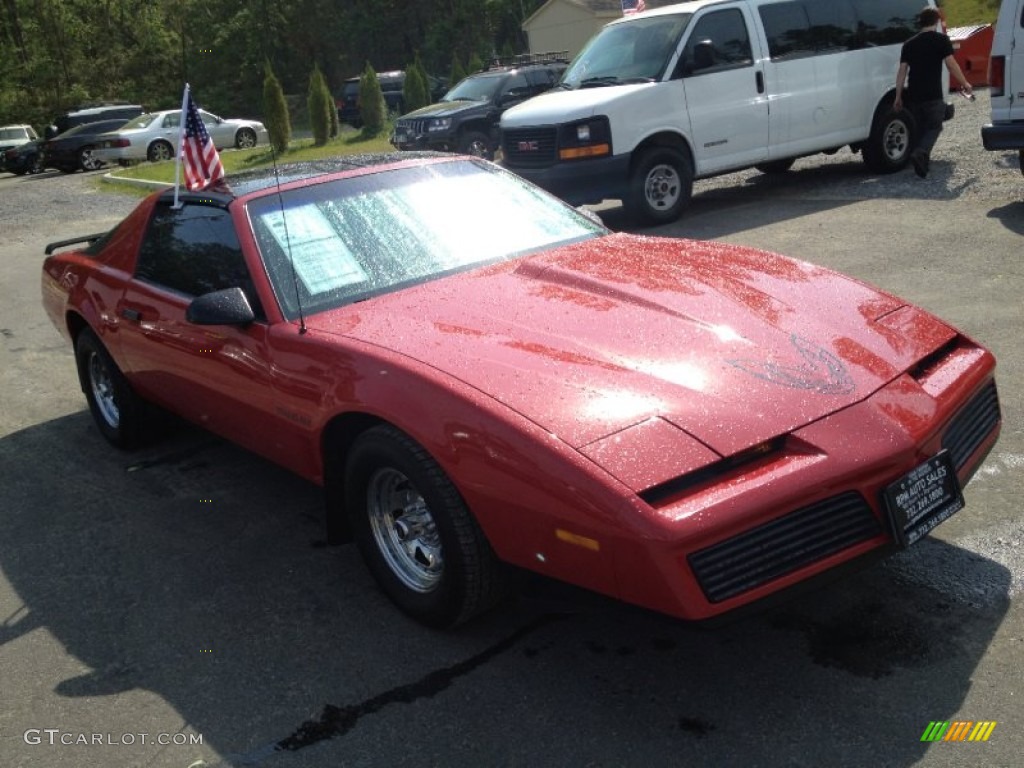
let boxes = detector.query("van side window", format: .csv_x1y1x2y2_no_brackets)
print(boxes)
677,9,753,77
760,0,857,59
851,0,920,46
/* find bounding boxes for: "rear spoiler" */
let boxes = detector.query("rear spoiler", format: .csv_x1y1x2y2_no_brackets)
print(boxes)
44,232,107,255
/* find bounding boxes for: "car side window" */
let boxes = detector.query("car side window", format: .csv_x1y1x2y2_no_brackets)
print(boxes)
677,9,753,77
760,0,857,59
500,73,531,102
136,203,265,319
162,114,180,129
525,68,555,93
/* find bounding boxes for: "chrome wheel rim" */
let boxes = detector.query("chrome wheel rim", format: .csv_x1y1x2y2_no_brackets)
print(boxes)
644,163,681,212
80,148,101,170
237,129,256,148
88,352,120,428
367,468,443,593
150,142,171,162
883,121,908,161
464,139,489,158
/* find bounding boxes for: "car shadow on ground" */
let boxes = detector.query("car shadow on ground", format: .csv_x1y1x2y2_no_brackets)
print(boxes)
0,411,1012,766
987,201,1024,236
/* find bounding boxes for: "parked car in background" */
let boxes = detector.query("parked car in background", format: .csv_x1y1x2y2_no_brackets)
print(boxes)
93,109,269,164
981,0,1024,176
0,124,39,171
41,118,134,173
392,55,568,159
3,139,43,175
45,104,144,139
40,154,1000,628
336,70,447,127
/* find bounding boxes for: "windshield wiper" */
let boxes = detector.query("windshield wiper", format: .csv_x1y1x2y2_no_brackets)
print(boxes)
579,76,621,88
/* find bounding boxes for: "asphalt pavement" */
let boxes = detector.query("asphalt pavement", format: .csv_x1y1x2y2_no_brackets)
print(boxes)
0,157,1022,768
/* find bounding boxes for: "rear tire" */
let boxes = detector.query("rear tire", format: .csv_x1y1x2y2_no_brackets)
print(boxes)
344,425,507,627
75,329,146,449
1018,149,1023,177
235,127,257,149
862,106,914,173
79,146,103,171
627,147,693,224
147,140,173,163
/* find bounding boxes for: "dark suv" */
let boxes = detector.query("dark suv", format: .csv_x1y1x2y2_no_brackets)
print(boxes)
391,55,568,159
336,70,446,127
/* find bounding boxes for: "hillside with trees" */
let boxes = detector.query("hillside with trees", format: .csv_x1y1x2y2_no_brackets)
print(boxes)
0,0,545,127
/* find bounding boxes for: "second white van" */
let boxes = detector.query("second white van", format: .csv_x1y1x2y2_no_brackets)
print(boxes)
501,0,948,222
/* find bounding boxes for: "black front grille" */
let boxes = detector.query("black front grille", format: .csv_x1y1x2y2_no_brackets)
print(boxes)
942,381,1000,470
502,127,557,167
395,119,426,135
688,492,881,603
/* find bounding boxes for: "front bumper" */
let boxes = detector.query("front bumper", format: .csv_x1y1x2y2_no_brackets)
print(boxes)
982,121,1024,151
502,153,631,205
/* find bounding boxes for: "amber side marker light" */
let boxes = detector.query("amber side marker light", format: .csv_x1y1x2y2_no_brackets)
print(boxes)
555,528,601,551
559,144,610,160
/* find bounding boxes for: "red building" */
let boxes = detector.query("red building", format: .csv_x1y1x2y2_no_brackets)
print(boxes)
948,24,995,88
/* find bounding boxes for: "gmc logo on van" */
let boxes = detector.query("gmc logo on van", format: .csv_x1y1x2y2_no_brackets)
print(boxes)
518,140,539,152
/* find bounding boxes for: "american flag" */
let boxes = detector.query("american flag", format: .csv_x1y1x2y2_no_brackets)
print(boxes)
622,0,646,14
180,87,224,191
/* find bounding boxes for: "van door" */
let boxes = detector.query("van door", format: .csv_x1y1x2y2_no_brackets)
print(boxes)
675,6,769,174
1009,0,1024,122
757,0,864,157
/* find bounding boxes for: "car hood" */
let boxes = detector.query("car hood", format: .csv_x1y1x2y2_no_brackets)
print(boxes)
400,101,487,120
501,83,653,127
307,234,955,460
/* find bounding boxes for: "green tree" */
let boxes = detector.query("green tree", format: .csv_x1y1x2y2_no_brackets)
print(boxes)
467,53,485,74
329,91,340,138
359,62,386,136
263,61,291,155
307,64,333,146
413,51,433,104
449,53,467,89
403,56,428,113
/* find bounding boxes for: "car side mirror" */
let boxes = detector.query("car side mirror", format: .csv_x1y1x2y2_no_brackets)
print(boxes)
186,287,255,325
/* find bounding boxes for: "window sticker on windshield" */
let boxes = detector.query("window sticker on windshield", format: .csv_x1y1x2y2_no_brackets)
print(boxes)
261,205,367,294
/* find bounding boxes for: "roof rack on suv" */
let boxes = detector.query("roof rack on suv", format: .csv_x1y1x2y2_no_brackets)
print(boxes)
486,51,569,70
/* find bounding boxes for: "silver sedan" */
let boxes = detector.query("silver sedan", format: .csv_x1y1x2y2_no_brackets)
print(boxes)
93,109,269,164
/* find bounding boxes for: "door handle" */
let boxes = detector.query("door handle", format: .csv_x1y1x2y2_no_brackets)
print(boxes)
755,71,765,94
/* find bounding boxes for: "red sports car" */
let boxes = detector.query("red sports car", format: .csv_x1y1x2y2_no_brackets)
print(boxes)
41,154,1001,627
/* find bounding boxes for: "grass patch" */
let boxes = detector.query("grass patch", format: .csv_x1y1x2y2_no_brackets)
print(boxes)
107,130,395,186
942,0,1000,26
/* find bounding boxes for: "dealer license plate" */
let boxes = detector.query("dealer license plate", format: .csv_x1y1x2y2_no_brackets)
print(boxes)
883,450,964,548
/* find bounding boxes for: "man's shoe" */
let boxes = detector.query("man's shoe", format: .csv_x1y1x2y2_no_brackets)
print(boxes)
911,150,929,178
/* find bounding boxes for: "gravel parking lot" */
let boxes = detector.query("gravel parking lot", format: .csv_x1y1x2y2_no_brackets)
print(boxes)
1,90,1021,768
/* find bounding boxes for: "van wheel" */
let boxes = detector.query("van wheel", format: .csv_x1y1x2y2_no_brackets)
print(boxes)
755,158,795,175
628,147,693,224
862,107,913,173
1018,149,1023,177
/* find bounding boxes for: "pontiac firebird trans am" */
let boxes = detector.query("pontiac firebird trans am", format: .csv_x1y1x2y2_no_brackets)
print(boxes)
41,154,1001,627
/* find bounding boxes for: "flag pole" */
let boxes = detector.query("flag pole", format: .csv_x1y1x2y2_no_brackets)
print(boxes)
172,83,190,208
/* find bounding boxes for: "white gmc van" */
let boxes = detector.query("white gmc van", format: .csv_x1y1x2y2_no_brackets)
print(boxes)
501,0,946,222
981,0,1024,176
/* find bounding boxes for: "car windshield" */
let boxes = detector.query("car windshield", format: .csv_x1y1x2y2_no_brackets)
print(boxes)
246,159,606,319
562,13,692,88
443,74,502,102
120,113,158,130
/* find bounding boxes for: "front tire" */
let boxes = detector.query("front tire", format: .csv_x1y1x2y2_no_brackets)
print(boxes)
627,147,693,224
862,106,913,173
458,130,493,159
147,140,173,163
235,127,257,149
344,425,506,627
75,329,146,449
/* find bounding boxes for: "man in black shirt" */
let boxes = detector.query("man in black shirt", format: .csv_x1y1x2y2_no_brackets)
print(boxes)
893,8,973,177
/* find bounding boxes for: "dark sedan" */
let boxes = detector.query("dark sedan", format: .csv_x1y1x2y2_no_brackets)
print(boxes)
42,118,133,173
3,140,43,175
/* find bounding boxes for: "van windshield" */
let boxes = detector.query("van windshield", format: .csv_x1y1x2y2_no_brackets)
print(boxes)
562,13,692,88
